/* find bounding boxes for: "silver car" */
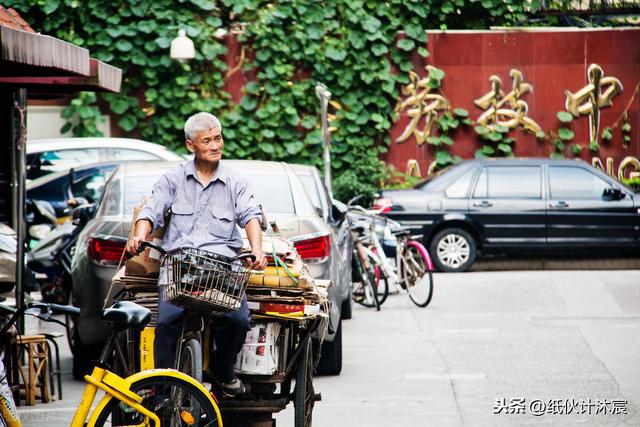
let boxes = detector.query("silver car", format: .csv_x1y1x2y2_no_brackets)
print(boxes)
27,137,185,181
70,160,351,377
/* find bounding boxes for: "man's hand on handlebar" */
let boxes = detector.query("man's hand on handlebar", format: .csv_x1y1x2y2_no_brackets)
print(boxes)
126,219,152,255
250,250,268,271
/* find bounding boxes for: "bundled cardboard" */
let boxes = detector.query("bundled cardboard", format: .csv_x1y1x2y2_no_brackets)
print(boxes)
125,201,168,278
234,322,281,375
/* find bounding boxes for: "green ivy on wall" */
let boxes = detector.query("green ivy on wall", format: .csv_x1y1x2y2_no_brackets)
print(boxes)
11,0,544,202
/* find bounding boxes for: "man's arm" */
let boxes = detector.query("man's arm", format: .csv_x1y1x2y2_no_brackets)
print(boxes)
245,218,267,270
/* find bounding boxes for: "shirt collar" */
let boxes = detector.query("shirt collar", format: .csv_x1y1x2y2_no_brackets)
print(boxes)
184,159,228,185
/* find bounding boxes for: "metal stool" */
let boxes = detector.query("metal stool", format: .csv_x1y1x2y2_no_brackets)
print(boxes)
44,332,63,400
16,334,50,405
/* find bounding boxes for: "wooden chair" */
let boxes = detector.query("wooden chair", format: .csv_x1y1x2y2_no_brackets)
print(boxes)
16,335,50,405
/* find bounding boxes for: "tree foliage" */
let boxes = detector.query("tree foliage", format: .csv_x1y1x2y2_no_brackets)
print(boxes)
10,0,543,202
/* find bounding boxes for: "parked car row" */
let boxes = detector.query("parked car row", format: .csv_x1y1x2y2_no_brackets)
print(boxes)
376,158,639,272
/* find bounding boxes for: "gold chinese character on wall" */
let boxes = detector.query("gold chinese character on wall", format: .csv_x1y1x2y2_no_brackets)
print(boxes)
396,66,449,145
474,69,542,134
565,63,623,143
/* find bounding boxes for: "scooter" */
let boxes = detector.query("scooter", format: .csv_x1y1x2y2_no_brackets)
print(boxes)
27,200,95,304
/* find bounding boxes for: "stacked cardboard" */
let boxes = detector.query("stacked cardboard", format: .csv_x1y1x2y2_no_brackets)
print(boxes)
241,234,330,321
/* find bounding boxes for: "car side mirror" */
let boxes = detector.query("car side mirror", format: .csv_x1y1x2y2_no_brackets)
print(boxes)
72,203,96,226
331,202,347,224
603,187,625,201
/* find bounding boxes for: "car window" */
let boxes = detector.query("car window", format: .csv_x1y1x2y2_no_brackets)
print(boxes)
111,148,161,161
417,162,474,192
33,149,102,178
474,166,541,199
549,166,610,199
298,175,322,210
99,176,123,216
71,174,109,203
247,174,295,214
27,176,67,202
124,175,165,215
445,167,475,198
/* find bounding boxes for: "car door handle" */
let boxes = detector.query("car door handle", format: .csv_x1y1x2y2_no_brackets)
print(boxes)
472,201,493,208
549,201,569,209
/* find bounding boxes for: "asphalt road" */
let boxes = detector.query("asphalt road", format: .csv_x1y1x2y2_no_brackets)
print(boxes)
16,269,640,426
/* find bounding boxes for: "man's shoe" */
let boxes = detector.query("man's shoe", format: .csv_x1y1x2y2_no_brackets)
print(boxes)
221,378,245,398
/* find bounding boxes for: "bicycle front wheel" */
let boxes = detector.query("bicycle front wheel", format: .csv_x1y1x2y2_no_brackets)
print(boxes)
93,374,221,426
401,244,434,308
179,338,203,383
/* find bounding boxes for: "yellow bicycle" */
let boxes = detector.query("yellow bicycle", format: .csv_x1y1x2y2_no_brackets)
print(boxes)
0,301,223,426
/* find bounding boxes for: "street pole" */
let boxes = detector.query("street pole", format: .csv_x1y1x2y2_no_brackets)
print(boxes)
13,89,27,334
315,82,332,198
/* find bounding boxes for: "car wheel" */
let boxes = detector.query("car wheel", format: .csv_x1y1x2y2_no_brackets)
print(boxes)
315,318,342,376
340,288,353,320
71,323,101,380
429,228,477,272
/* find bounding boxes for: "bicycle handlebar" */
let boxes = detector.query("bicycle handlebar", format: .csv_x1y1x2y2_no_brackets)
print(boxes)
0,302,80,336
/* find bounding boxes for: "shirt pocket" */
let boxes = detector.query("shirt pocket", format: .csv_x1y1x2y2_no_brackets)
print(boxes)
170,203,195,232
209,204,236,240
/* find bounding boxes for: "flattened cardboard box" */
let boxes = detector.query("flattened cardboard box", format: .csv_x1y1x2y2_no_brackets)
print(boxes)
125,203,167,278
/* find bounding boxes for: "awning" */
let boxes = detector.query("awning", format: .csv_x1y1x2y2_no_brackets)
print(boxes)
0,23,122,93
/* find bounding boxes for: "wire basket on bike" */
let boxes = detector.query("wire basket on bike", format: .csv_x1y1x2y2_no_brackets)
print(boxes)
160,247,253,315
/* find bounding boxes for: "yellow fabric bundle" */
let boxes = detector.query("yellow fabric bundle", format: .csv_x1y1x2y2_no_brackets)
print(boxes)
249,265,301,287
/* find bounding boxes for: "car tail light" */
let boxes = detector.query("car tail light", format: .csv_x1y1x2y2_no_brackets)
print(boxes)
372,197,393,213
293,234,330,262
88,237,126,266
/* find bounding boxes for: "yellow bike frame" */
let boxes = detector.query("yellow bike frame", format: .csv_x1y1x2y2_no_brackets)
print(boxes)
70,366,222,427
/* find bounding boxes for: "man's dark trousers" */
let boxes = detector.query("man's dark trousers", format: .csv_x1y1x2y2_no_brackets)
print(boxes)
155,294,250,382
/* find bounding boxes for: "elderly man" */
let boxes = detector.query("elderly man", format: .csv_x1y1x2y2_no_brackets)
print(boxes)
127,112,267,397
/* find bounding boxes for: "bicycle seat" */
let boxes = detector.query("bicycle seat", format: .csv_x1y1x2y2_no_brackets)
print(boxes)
102,301,151,329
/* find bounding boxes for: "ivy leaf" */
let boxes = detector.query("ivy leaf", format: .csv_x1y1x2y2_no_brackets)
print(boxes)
115,39,133,52
570,144,583,155
536,131,546,140
326,45,347,61
105,27,123,38
601,127,613,141
397,39,415,51
558,128,574,141
462,118,473,125
418,47,429,57
453,108,468,118
262,129,275,139
550,152,565,159
624,135,631,143
371,44,388,56
43,0,60,14
441,135,454,145
110,98,130,114
474,125,490,135
155,37,172,49
362,16,381,33
285,141,304,155
118,115,137,132
60,122,72,134
307,26,324,40
498,143,512,153
301,115,317,130
552,139,565,149
475,149,488,159
435,150,453,165
481,145,495,155
621,122,632,132
488,132,502,142
258,143,275,154
429,67,445,81
347,31,365,49
494,124,509,134
441,2,455,13
426,136,441,146
556,111,574,123
589,140,600,152
189,0,215,10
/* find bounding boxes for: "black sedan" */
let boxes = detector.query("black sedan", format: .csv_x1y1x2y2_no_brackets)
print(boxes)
375,158,638,272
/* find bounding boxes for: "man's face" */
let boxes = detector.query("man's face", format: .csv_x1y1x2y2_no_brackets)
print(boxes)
186,127,224,163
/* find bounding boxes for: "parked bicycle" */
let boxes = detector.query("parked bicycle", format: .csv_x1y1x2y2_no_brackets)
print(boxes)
348,197,435,308
0,299,222,426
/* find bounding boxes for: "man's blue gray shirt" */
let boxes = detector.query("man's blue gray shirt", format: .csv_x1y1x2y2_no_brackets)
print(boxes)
137,159,261,258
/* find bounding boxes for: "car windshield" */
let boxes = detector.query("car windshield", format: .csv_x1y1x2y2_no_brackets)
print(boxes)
124,175,165,214
246,174,295,214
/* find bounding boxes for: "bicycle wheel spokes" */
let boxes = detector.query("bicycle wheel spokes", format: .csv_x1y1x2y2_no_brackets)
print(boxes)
403,245,434,308
95,375,220,426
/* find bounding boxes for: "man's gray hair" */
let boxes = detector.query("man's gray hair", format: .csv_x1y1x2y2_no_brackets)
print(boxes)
184,112,222,140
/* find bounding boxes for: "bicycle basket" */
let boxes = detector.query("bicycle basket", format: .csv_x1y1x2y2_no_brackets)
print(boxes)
160,248,251,314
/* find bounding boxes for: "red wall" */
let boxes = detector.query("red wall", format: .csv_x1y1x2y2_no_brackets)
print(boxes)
385,28,640,178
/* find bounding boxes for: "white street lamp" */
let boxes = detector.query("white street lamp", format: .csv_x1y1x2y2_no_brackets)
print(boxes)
170,29,195,61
